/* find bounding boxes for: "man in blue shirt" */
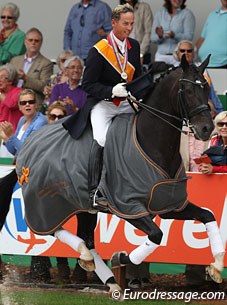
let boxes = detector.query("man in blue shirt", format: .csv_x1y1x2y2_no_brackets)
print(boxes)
196,0,227,68
64,0,112,61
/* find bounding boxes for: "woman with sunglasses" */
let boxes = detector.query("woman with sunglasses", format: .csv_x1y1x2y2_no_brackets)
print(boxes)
0,3,25,65
47,101,67,123
198,111,227,174
0,89,47,156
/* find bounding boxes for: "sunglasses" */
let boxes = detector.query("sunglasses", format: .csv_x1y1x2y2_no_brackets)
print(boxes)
179,49,193,53
48,114,65,120
1,15,14,20
19,99,36,106
217,122,227,127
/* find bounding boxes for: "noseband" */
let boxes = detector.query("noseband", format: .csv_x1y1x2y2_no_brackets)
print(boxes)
129,74,209,135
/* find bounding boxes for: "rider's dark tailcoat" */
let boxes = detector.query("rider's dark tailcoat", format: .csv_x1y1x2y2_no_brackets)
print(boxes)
63,37,141,139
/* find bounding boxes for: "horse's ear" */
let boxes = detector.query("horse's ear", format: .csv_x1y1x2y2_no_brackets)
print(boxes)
180,54,189,71
199,54,211,73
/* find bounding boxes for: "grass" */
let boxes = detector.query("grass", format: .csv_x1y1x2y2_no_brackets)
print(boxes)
0,289,223,305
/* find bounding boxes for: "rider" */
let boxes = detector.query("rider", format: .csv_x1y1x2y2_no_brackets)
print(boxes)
81,3,142,208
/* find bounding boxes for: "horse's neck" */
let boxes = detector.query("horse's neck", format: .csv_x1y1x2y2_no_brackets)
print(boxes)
136,74,182,178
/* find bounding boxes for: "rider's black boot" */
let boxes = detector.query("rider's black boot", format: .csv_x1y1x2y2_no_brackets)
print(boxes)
88,140,108,211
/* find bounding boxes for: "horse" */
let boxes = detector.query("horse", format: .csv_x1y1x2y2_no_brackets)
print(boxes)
16,54,225,290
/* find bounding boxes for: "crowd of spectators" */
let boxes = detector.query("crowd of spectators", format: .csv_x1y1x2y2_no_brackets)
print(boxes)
0,0,226,288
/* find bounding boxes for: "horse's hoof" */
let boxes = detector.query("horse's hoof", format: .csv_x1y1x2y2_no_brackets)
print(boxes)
78,259,95,272
107,283,122,293
78,242,94,261
206,265,223,283
110,251,128,269
107,283,123,301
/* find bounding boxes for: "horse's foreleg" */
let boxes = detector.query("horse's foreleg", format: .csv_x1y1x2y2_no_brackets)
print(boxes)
128,215,163,265
160,202,225,283
205,221,225,283
111,215,162,267
90,249,121,293
54,229,95,271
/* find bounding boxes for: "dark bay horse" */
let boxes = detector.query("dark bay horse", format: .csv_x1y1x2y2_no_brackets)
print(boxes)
16,55,225,287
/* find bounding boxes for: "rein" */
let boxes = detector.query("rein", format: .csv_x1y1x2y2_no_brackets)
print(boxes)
128,76,209,136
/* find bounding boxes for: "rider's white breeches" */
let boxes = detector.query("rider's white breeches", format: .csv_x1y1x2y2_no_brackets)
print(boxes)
91,100,134,147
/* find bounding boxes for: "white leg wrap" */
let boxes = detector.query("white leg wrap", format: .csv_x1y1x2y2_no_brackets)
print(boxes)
90,249,113,284
129,237,159,265
205,221,225,257
211,252,225,272
54,229,84,252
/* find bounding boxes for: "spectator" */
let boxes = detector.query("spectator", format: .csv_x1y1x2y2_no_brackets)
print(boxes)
119,0,153,66
198,111,227,174
43,50,75,103
47,100,67,123
0,2,26,65
196,0,227,68
151,0,195,65
0,63,22,131
49,56,87,115
63,0,112,61
172,40,224,113
0,88,50,283
0,88,47,161
10,27,53,110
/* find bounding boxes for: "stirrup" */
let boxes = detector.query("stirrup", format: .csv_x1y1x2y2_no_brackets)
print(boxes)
90,189,109,212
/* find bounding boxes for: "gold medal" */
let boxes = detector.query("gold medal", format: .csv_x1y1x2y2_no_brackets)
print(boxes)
121,72,128,80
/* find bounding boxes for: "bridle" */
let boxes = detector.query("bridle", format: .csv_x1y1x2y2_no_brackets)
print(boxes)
128,74,209,135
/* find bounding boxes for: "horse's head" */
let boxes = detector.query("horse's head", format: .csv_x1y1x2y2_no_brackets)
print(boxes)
179,54,214,141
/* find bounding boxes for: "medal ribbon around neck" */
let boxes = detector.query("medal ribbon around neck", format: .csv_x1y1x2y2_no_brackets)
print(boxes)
109,32,128,80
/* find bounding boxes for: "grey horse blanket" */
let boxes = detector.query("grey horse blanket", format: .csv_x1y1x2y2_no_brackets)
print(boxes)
16,114,188,235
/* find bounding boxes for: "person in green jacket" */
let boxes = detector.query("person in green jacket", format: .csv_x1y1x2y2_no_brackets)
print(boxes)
0,3,26,65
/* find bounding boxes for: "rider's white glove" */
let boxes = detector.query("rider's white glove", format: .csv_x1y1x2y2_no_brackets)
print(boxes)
112,83,128,98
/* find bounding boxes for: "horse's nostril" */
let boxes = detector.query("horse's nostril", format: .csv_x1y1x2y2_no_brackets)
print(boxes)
202,126,209,133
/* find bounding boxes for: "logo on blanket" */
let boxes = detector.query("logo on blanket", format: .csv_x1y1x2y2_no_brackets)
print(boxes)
18,166,30,186
0,183,55,255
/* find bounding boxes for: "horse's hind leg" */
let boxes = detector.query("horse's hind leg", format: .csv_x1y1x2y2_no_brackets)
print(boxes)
77,213,121,293
54,229,95,271
112,215,163,267
160,202,225,283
